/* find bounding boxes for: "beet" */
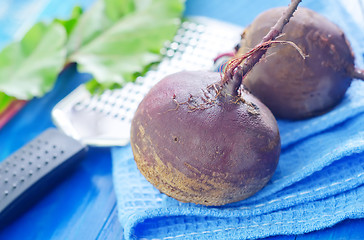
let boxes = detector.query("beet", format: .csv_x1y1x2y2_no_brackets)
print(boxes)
131,71,280,205
130,0,301,206
237,7,364,119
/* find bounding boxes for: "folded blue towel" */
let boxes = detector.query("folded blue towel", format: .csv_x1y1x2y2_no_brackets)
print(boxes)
111,0,364,239
112,80,364,239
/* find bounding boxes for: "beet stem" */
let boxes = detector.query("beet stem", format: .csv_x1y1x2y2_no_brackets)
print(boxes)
220,0,302,98
350,67,364,81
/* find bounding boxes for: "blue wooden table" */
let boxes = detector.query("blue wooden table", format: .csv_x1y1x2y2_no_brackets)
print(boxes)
0,0,363,239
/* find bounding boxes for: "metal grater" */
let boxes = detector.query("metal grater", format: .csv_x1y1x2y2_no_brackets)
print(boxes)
52,17,244,147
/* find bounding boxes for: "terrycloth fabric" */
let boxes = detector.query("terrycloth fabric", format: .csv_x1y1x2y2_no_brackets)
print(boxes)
112,80,364,240
111,0,364,238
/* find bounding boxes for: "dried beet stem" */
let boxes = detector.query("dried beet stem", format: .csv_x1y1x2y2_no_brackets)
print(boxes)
219,0,302,98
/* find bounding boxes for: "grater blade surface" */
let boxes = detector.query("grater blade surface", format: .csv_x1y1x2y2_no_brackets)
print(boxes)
52,17,243,147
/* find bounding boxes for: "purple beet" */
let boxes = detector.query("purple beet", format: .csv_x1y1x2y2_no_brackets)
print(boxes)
129,1,301,206
130,71,280,205
237,7,364,119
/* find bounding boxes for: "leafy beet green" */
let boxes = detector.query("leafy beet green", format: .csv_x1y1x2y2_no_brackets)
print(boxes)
0,0,184,101
0,21,67,99
68,0,184,93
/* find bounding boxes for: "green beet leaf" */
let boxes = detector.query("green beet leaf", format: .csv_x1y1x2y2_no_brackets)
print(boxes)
54,6,84,37
0,21,67,100
0,93,15,113
67,0,184,90
0,0,184,103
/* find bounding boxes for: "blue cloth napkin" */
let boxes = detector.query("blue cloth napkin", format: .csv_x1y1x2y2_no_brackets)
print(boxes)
112,79,364,240
110,0,364,239
111,1,364,238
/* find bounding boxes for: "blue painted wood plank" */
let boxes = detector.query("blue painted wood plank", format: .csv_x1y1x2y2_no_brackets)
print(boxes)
97,204,124,240
0,146,116,240
296,218,364,240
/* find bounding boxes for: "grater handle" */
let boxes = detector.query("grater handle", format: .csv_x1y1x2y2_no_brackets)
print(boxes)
0,128,87,228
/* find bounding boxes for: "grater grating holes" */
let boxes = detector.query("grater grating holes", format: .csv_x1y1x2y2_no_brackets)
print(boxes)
50,18,244,146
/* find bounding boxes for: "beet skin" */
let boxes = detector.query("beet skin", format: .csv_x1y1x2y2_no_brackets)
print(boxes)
238,7,355,119
130,71,280,206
